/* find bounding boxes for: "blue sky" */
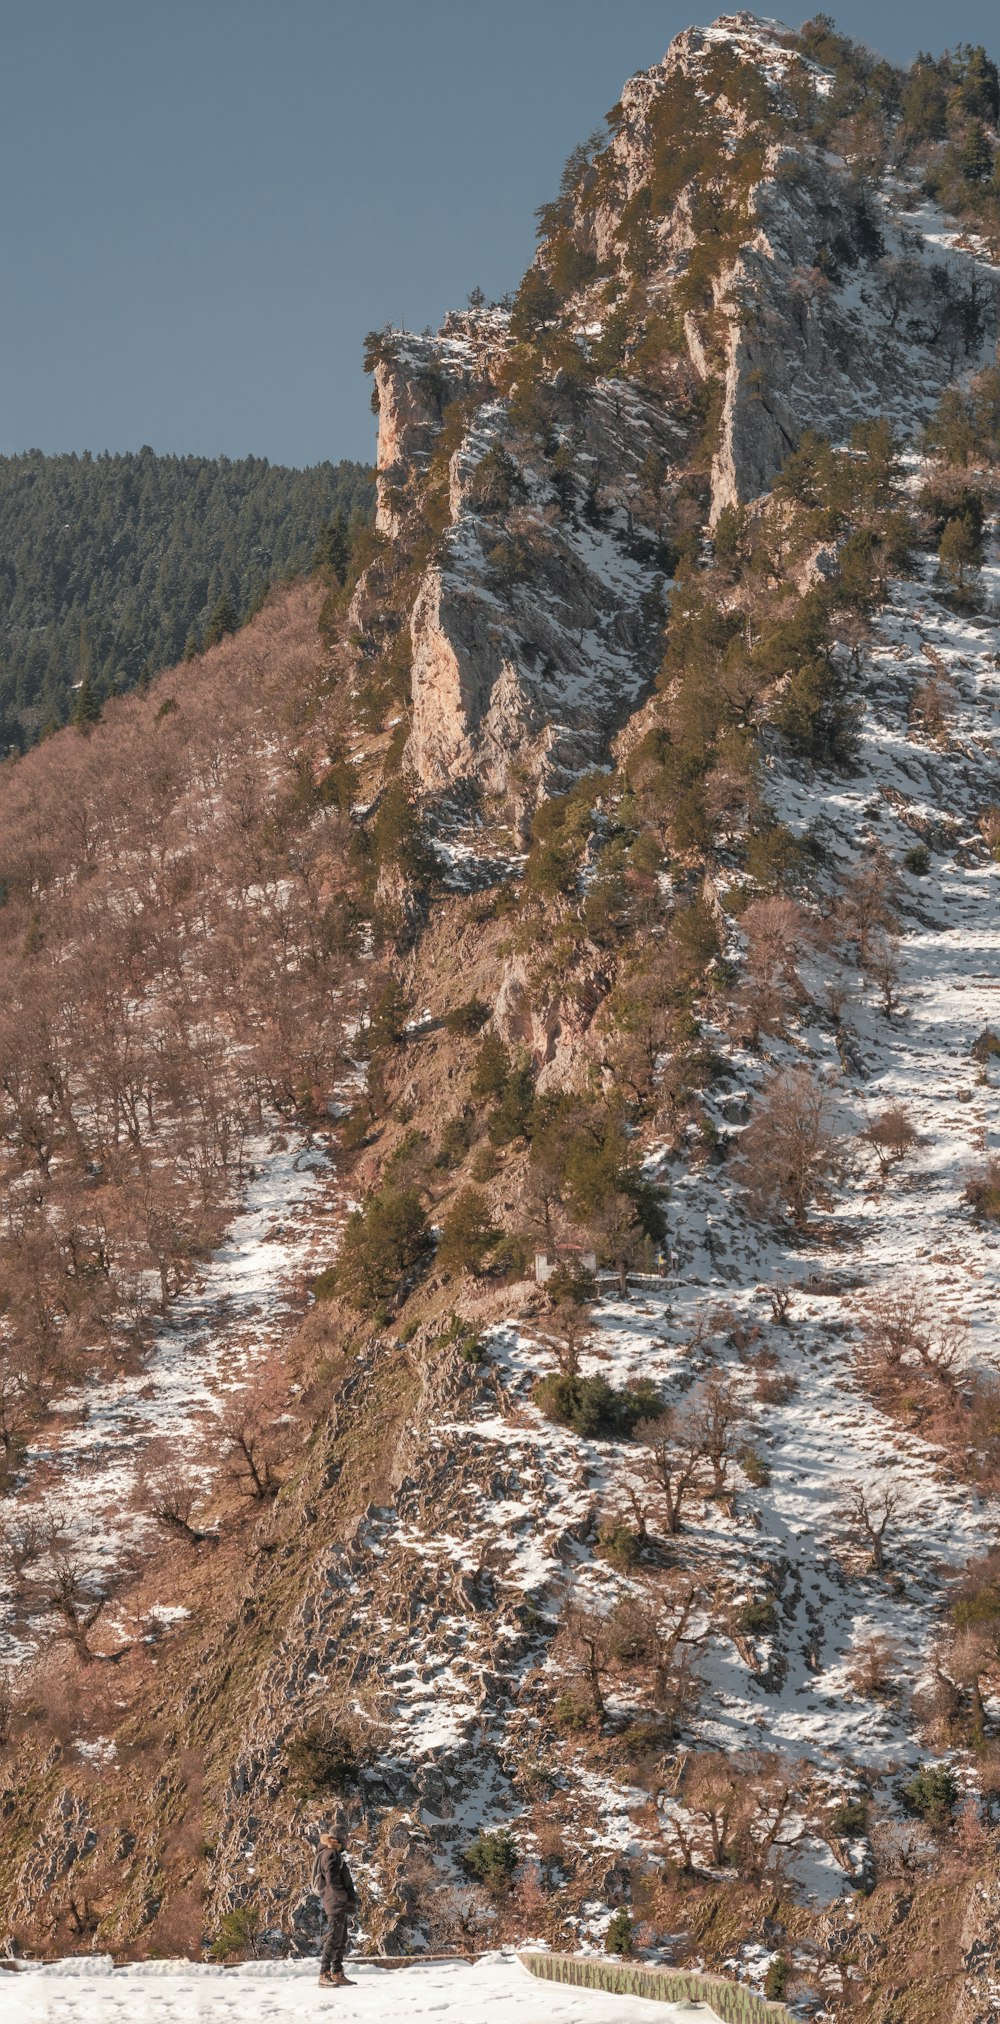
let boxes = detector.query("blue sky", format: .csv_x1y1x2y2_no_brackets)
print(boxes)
1,1,997,468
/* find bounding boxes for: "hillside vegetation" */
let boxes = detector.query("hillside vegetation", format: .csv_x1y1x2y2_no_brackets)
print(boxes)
0,450,373,747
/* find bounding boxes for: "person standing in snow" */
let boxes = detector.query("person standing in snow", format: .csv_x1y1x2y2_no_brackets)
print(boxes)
312,1822,358,1988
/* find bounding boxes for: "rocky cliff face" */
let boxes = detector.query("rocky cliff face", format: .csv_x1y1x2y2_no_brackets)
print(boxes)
559,14,1000,513
369,317,686,814
366,14,999,815
710,151,1000,517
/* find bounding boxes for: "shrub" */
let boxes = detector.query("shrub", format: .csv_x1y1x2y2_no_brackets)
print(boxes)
384,1127,429,1183
745,822,809,894
340,1102,374,1151
464,1828,519,1889
287,1722,359,1798
972,1028,1000,1063
764,1955,788,1999
739,1449,771,1488
605,1909,634,1957
209,1908,259,1962
486,537,533,595
830,1798,868,1837
965,1158,1000,1222
902,1763,958,1826
862,1106,918,1175
904,842,931,875
444,997,491,1037
365,979,410,1051
437,1113,475,1170
979,807,1000,859
597,1522,642,1570
553,1688,594,1731
491,1231,531,1281
616,1719,677,1763
534,1372,661,1439
736,1596,777,1635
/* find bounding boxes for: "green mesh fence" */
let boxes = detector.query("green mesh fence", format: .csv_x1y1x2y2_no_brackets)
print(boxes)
519,1951,791,2021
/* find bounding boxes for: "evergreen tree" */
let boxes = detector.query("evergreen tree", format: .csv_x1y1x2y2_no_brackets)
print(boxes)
959,118,994,182
314,508,351,583
70,670,101,732
436,1188,499,1276
335,1187,430,1313
202,594,239,648
960,46,1000,125
939,512,983,593
510,267,560,340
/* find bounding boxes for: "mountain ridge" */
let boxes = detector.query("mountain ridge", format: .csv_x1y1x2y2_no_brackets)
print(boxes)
1,15,1000,2019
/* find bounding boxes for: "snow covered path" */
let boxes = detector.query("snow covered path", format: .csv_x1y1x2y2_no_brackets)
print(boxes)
0,1129,342,1662
2,1956,717,2023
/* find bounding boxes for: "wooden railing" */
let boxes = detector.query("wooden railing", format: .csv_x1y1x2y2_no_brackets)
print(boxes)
518,1950,791,2021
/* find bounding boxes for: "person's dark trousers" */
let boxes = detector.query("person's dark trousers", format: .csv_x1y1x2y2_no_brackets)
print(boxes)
320,1906,350,1976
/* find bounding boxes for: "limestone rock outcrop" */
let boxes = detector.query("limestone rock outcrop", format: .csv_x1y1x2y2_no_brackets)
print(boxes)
370,326,686,811
366,14,999,812
561,14,1000,516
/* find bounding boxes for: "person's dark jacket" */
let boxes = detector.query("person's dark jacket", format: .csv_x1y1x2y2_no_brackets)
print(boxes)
311,1846,357,1912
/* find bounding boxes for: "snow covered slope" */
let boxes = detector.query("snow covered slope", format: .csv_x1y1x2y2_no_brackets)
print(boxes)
219,477,1000,1967
0,1131,339,1666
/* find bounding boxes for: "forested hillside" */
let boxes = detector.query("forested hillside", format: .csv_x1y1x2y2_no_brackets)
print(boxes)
0,450,373,747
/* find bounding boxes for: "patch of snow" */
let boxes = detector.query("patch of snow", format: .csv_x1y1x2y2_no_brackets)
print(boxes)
2,1954,721,2022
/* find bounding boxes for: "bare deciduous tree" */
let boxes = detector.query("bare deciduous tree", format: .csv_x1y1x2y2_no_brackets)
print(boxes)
558,1604,610,1719
859,1290,964,1391
137,1463,216,1547
859,1289,926,1371
844,1483,898,1573
220,1389,281,1502
668,1749,803,1880
604,1575,707,1732
769,1281,793,1326
633,1410,702,1536
861,1105,918,1177
846,1631,901,1700
736,897,809,1050
25,1544,126,1664
694,1376,746,1501
866,930,903,1018
735,1067,841,1231
839,853,901,965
